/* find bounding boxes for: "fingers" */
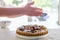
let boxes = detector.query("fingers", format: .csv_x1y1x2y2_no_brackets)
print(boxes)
35,10,42,13
33,7,42,11
26,10,43,16
34,11,42,16
33,7,43,16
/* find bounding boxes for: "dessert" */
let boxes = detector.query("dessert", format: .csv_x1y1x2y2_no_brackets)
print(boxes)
16,25,48,36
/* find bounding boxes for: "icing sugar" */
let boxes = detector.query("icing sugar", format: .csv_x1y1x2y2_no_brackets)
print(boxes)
19,25,45,33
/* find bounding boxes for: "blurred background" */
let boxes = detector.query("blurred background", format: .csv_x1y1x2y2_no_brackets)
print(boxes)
0,0,59,31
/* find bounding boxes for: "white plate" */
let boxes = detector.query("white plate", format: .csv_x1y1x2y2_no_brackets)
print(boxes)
16,33,48,39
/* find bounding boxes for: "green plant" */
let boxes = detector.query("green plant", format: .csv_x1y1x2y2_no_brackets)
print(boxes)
34,0,52,8
12,0,23,5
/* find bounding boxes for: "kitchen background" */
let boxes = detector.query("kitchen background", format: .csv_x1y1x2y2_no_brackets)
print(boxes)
0,0,59,31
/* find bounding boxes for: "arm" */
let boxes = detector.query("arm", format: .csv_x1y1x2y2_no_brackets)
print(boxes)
0,8,23,17
0,1,43,18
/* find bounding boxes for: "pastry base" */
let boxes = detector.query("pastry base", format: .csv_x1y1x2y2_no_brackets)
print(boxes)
16,33,48,39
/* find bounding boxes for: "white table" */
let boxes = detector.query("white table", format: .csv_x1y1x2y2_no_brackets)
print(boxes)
0,29,60,40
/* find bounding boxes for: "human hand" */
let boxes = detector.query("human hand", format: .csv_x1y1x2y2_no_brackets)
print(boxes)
22,1,43,16
8,1,43,18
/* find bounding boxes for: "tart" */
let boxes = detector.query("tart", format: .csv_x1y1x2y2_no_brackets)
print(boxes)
16,25,48,36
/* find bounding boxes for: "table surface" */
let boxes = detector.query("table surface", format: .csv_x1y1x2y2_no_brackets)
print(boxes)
0,29,60,40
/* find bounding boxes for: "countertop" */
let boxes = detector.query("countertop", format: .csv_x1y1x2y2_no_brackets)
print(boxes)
0,29,60,40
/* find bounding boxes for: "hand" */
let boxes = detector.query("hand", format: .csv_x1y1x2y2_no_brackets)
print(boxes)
8,1,43,18
22,1,43,16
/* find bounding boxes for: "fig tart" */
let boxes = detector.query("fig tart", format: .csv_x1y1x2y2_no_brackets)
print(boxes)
16,25,48,36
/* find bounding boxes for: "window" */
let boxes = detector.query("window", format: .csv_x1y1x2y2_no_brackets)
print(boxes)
0,0,59,8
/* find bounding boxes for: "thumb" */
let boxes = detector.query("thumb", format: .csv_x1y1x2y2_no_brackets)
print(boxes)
27,1,34,6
